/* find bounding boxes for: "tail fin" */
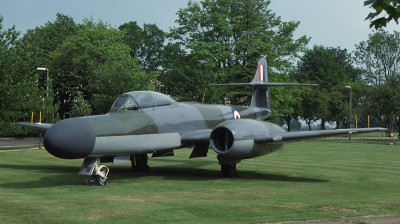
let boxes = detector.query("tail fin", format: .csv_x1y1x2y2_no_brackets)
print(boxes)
210,58,316,109
250,58,269,108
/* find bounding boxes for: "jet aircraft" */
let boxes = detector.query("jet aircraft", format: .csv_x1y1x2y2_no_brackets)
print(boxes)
18,58,386,186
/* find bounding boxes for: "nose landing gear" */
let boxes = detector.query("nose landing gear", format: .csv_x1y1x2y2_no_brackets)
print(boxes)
79,157,109,186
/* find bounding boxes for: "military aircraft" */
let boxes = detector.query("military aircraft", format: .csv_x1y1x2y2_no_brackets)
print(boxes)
18,58,385,186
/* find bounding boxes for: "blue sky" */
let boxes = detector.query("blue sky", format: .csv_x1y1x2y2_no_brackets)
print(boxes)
1,0,398,52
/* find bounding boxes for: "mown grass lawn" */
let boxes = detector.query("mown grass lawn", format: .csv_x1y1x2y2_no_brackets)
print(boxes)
0,139,399,224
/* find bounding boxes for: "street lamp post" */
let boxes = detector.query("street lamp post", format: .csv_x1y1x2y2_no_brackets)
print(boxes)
37,67,49,122
37,67,49,97
345,86,352,128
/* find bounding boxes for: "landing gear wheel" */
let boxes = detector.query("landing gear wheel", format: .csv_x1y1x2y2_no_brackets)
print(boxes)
94,167,108,186
131,154,150,172
221,163,238,177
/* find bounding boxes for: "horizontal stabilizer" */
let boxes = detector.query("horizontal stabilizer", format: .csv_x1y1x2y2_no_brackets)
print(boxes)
209,58,317,109
209,83,317,88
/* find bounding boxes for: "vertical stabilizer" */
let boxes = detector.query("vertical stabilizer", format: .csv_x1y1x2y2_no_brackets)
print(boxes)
250,58,270,109
209,58,316,110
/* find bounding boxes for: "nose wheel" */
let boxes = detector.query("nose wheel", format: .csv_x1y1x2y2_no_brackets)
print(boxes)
84,164,109,186
93,166,109,186
79,158,109,186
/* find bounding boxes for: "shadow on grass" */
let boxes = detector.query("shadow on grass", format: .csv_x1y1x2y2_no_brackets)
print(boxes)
0,163,78,174
0,163,84,188
0,162,329,189
138,165,329,183
134,157,329,182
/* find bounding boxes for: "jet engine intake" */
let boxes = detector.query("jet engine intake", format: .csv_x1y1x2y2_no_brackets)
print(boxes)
209,119,285,159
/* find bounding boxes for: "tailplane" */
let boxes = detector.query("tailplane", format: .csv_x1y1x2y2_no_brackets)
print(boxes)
210,58,316,109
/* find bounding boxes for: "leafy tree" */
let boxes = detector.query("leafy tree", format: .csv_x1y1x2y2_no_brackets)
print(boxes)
119,22,165,73
364,85,398,129
298,88,330,130
22,13,77,60
0,16,23,135
336,82,370,128
293,45,361,129
166,0,309,121
354,30,400,87
71,91,92,117
20,13,78,89
50,19,132,117
354,29,400,133
294,46,360,87
90,59,155,114
140,24,165,72
159,41,222,103
268,69,304,128
119,21,143,59
17,13,78,121
365,0,400,28
0,16,56,136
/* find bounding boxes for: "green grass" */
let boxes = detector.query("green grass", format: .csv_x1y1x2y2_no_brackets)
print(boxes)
0,140,399,223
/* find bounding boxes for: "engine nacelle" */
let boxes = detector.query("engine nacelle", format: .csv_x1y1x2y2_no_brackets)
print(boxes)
209,119,286,159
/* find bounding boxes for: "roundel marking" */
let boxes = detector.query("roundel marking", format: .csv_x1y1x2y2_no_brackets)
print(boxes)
232,108,241,119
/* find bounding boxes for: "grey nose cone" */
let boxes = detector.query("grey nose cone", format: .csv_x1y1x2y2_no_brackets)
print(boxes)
43,118,95,159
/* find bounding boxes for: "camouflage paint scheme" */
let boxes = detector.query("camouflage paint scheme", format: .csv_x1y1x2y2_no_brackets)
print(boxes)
17,58,386,186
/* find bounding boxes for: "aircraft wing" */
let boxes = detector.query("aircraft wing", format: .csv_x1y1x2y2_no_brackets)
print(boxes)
254,128,387,144
180,127,387,145
180,129,212,144
17,122,53,130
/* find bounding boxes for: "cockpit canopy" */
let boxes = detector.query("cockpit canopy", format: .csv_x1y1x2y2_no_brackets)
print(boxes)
109,91,176,112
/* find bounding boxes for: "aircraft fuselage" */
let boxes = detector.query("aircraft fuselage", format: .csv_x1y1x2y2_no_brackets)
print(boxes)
42,101,272,160
85,102,270,136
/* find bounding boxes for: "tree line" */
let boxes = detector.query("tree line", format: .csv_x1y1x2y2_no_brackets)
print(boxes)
0,0,399,136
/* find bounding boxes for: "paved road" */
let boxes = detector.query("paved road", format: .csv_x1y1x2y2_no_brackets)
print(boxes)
276,214,400,224
0,138,41,147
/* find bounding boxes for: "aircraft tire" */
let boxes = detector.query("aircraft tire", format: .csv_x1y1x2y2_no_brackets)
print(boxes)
221,163,238,177
94,167,108,186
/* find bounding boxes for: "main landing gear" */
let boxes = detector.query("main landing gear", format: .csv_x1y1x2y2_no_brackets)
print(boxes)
221,163,238,177
217,155,239,177
131,154,150,172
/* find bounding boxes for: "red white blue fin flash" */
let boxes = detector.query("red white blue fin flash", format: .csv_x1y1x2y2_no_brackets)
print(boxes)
257,64,264,81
